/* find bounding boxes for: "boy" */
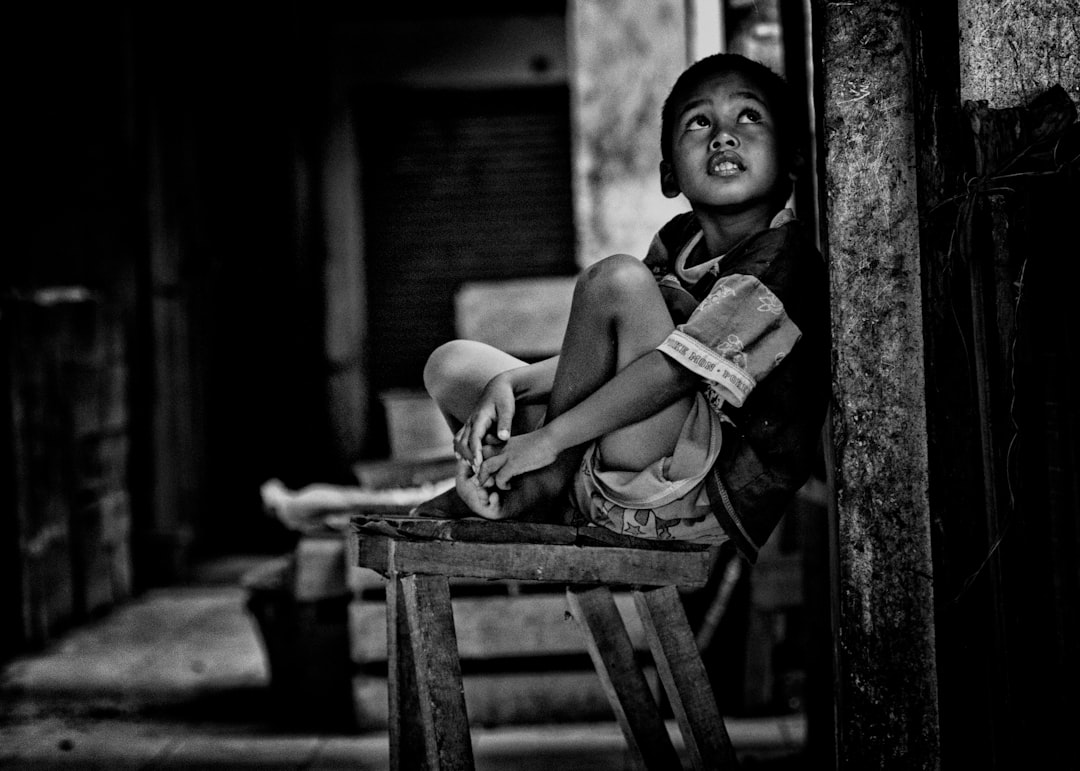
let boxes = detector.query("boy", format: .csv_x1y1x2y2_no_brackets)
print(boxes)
422,54,829,563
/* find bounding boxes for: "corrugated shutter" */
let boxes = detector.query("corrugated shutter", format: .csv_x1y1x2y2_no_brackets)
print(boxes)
360,87,576,391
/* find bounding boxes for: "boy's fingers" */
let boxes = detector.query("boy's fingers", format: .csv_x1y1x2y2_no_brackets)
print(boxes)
477,455,501,488
453,428,470,462
496,410,512,441
477,454,513,491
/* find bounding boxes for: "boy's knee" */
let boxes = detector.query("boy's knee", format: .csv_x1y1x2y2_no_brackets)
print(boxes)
579,253,654,301
423,340,468,399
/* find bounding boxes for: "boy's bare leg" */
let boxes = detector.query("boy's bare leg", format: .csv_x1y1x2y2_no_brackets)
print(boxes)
423,340,545,435
491,255,694,521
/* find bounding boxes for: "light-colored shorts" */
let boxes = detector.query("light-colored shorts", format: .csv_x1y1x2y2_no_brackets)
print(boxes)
570,392,731,544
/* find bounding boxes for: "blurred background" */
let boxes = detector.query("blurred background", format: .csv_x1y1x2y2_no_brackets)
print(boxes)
2,2,823,766
4,2,1077,768
2,0,814,597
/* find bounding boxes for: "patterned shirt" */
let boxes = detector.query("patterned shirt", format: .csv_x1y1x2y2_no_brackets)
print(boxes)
643,209,831,562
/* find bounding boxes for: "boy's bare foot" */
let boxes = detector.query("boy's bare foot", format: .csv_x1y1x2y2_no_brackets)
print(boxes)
411,457,578,523
409,460,506,519
454,459,511,520
409,485,472,518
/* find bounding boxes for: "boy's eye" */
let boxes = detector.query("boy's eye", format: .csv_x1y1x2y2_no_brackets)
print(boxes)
738,108,764,124
685,115,710,131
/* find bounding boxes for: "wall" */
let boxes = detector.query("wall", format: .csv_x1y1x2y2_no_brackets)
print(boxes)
567,0,691,267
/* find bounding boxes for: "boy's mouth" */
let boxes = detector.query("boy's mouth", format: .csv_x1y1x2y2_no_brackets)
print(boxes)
708,151,745,177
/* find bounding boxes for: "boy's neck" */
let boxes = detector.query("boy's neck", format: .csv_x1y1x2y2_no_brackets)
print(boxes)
694,206,780,258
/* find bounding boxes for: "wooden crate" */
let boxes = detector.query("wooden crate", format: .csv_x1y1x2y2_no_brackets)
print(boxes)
242,554,357,731
2,289,133,653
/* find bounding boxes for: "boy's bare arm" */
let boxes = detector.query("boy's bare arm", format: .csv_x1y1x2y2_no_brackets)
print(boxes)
506,355,560,403
455,355,561,468
478,350,700,489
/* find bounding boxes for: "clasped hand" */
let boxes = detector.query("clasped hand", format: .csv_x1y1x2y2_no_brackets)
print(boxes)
453,373,558,491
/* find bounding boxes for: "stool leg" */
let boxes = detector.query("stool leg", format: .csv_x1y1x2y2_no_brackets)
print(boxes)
634,586,738,770
387,574,423,769
567,585,682,770
387,574,474,770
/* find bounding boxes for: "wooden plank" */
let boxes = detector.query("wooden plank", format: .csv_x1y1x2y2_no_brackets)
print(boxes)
400,574,474,770
352,668,646,730
354,531,391,575
350,592,647,662
635,586,736,770
566,586,680,770
354,515,713,552
355,533,712,590
574,525,714,552
355,516,579,546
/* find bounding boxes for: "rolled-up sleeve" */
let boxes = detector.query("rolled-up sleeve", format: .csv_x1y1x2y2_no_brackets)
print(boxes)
656,273,802,407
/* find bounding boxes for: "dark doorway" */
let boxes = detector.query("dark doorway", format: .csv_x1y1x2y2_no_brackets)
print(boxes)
358,87,577,392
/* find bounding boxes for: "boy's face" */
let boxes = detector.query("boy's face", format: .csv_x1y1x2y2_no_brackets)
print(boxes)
661,71,789,216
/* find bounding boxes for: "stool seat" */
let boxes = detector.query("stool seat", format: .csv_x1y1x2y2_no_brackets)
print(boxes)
350,515,739,770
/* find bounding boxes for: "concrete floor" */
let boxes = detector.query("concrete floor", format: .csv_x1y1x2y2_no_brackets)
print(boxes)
0,556,807,770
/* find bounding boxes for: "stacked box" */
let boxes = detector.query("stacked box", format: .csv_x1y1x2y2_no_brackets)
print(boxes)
1,289,133,654
242,551,357,732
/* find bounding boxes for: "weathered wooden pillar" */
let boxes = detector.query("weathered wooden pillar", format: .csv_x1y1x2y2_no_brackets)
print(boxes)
321,58,371,467
945,5,1078,769
135,96,202,585
566,0,689,267
957,0,1079,109
818,2,941,767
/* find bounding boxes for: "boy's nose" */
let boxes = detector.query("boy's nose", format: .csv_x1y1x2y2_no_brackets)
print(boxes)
709,131,739,151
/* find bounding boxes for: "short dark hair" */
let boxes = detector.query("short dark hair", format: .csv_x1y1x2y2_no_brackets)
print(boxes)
660,53,803,176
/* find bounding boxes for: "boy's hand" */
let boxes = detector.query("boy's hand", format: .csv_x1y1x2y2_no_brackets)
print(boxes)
454,372,515,472
477,428,559,491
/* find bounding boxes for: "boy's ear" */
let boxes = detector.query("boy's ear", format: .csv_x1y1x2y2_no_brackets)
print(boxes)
660,161,681,199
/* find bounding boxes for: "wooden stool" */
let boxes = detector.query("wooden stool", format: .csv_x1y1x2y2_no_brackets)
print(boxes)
350,515,738,770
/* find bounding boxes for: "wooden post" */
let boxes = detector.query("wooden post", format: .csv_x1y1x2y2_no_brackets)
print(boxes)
948,5,1079,768
134,106,201,585
957,0,1079,110
817,2,941,766
566,586,680,770
320,58,371,466
387,573,474,770
634,585,737,770
386,575,423,769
